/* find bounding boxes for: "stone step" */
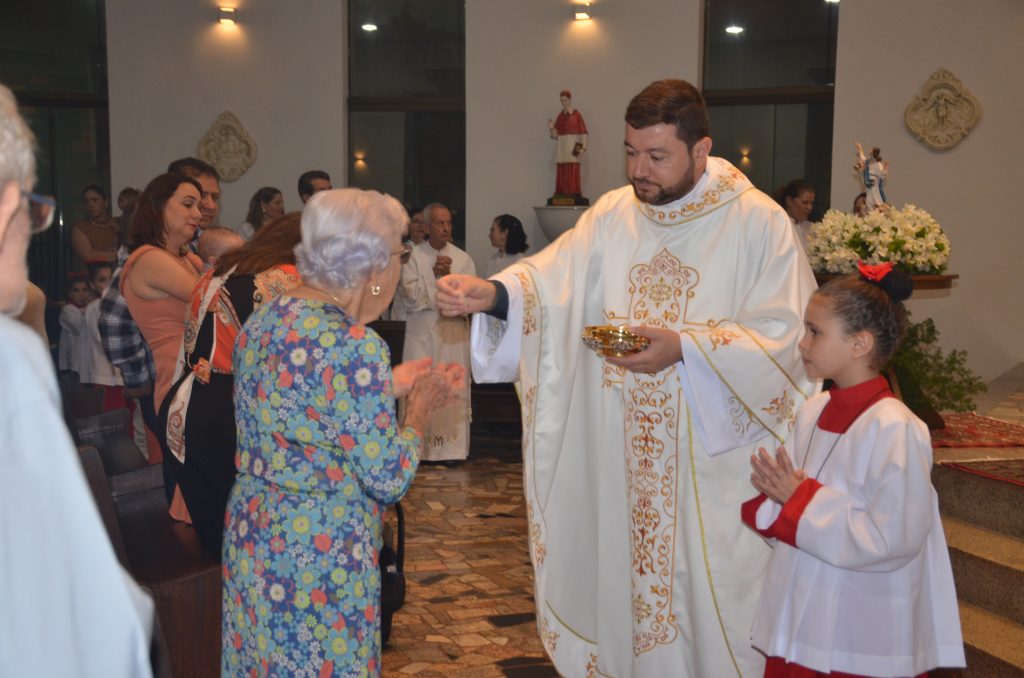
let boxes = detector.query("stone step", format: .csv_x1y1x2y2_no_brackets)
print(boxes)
942,516,1024,627
946,602,1024,677
933,464,1024,540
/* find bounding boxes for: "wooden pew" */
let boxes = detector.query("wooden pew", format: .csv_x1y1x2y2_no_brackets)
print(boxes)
77,446,173,677
76,423,220,677
109,464,222,678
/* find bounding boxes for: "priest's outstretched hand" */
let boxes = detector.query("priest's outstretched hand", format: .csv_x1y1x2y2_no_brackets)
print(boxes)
606,325,684,374
436,274,496,316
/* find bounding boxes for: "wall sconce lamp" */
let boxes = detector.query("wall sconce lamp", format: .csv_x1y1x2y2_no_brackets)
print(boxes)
739,147,751,165
218,7,237,25
573,3,592,21
353,151,367,169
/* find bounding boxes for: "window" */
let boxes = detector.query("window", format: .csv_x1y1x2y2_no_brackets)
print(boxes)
347,0,466,244
703,0,838,220
1,0,110,298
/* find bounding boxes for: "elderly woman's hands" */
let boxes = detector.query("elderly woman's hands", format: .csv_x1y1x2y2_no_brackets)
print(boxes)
392,357,433,398
433,363,466,405
403,369,458,436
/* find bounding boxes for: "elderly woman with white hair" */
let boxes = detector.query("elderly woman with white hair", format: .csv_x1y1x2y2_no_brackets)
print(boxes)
222,188,461,676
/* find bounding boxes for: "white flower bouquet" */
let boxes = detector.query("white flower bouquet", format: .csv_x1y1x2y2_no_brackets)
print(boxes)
806,204,951,274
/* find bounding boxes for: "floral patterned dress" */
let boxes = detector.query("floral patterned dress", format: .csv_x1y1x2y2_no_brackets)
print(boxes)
222,296,420,677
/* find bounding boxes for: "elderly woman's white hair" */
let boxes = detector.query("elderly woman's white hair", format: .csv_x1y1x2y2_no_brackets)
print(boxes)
295,188,408,291
0,84,35,186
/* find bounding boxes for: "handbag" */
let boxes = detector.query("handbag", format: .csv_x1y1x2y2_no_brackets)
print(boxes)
379,501,406,644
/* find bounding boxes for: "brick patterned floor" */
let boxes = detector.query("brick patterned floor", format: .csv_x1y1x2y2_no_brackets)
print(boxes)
382,459,556,677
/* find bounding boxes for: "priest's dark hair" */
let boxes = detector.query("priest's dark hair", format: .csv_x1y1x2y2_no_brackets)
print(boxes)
625,79,709,151
815,268,914,369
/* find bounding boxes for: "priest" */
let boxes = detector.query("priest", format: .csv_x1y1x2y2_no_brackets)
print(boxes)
399,202,476,463
437,79,817,677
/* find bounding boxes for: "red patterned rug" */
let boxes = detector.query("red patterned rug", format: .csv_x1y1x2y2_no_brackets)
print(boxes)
930,412,1024,448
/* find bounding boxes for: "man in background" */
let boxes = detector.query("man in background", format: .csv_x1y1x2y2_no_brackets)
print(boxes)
168,156,221,229
399,202,475,464
297,169,332,203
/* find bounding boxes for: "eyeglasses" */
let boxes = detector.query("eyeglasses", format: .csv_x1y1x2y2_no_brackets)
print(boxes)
21,191,57,234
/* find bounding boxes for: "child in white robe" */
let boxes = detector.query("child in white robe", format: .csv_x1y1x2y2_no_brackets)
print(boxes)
742,262,965,677
58,276,91,376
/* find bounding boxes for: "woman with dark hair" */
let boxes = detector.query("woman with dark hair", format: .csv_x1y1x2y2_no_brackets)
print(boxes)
238,186,284,240
160,212,303,556
852,191,868,217
485,213,529,277
71,184,120,268
774,178,816,251
121,171,204,520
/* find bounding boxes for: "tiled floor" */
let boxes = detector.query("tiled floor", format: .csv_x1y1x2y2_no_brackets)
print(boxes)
383,366,1024,677
382,459,555,677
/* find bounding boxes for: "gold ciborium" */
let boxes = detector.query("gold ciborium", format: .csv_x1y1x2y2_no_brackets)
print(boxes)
581,325,650,358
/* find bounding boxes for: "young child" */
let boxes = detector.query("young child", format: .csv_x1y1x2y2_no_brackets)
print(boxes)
742,262,965,677
58,275,91,376
197,226,244,271
79,261,131,415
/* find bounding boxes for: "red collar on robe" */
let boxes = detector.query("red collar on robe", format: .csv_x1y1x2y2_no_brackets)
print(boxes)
819,375,894,433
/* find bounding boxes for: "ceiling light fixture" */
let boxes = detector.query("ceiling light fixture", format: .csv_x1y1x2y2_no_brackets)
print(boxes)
361,22,378,32
217,7,237,25
573,3,592,21
725,25,744,35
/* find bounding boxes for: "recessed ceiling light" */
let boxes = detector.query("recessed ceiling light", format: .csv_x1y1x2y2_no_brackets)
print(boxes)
725,25,744,35
361,23,378,32
825,0,840,4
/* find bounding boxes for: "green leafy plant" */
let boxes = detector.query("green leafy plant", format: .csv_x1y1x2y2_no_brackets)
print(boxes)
889,316,986,413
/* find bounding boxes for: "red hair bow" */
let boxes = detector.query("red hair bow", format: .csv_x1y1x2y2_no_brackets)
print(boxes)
857,260,894,282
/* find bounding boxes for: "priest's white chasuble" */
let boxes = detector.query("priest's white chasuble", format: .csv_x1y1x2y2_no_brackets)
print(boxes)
471,158,818,677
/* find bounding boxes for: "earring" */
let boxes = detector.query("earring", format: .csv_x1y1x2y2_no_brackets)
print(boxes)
370,284,382,296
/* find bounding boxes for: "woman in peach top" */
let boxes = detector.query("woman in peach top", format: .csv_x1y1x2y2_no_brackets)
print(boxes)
121,171,204,521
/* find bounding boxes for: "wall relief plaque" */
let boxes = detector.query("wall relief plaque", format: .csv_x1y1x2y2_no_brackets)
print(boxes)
904,69,981,151
197,111,257,181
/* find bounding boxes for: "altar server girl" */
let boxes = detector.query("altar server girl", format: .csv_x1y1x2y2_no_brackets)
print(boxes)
742,262,965,677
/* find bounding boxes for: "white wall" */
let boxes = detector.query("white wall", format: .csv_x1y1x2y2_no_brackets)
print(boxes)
106,0,346,228
465,0,702,269
832,0,1024,382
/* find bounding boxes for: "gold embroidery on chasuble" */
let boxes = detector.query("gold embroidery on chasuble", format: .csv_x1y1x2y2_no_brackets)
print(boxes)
611,249,696,654
526,491,547,566
728,395,759,438
516,272,538,336
539,614,560,655
762,388,797,431
585,653,600,677
637,165,742,225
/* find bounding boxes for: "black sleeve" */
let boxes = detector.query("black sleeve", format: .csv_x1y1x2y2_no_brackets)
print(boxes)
486,280,509,321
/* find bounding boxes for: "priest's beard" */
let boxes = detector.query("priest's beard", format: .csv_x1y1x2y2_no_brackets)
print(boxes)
631,161,697,206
